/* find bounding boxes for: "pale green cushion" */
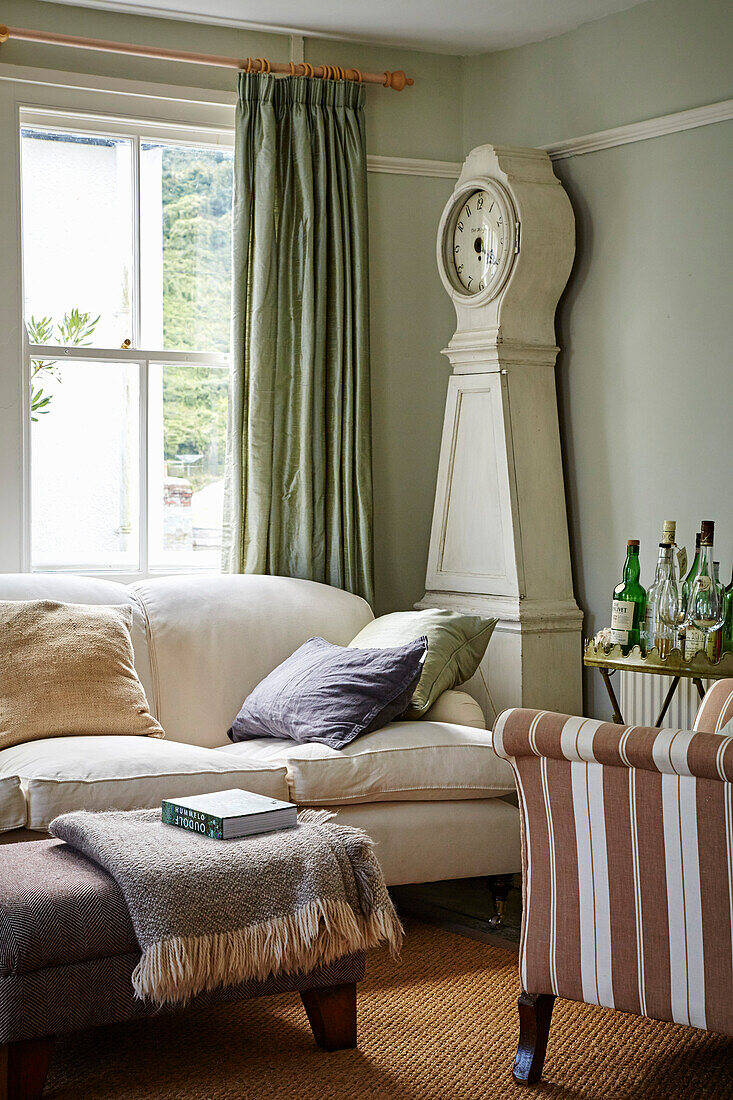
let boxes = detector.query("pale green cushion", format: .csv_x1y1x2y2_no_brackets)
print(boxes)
348,609,497,719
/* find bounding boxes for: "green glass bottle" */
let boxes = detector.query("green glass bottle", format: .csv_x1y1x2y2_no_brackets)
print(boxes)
610,540,647,654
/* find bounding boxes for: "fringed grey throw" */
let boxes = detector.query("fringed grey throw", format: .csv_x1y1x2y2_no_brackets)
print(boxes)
49,808,401,1005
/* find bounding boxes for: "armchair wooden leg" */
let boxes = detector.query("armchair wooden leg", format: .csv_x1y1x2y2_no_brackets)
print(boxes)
0,1037,53,1100
512,992,555,1085
300,982,357,1051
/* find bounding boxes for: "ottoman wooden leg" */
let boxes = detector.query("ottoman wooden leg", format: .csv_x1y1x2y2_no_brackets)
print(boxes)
512,992,555,1085
0,1037,53,1100
300,982,357,1051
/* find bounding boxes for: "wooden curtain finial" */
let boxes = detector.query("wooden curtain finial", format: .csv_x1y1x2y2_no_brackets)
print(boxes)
0,25,9,44
383,70,413,91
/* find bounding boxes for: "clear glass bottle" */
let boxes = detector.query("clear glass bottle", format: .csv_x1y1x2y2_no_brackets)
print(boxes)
678,531,701,655
644,543,678,657
708,562,723,660
685,520,724,660
663,519,686,588
722,566,733,655
611,540,647,654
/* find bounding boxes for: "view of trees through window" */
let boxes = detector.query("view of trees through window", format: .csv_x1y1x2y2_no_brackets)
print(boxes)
156,145,231,496
22,122,233,572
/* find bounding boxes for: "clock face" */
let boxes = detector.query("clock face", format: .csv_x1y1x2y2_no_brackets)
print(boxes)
451,189,506,295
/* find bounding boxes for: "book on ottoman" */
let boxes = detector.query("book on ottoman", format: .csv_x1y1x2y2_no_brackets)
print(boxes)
162,789,297,840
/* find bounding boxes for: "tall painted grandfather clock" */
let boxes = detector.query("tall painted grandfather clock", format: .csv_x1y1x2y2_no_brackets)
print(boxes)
418,144,583,717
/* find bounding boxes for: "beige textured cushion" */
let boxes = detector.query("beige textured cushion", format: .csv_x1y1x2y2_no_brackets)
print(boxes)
217,720,515,805
0,601,163,748
0,736,289,831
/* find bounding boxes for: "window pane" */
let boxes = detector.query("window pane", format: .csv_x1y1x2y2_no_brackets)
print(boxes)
32,359,139,571
148,362,227,571
21,128,134,348
140,142,233,353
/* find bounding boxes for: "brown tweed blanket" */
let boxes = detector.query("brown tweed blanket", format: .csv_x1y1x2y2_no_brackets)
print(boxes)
49,808,402,1005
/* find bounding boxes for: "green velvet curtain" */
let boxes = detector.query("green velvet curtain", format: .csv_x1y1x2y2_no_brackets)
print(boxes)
222,73,373,605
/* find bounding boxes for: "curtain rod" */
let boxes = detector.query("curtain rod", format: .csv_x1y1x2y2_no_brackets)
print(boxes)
0,25,414,91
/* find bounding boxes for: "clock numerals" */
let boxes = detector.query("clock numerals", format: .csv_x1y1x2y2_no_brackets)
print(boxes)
457,220,464,233
467,275,473,288
454,245,460,254
479,279,485,291
476,195,483,209
465,204,472,218
456,264,464,274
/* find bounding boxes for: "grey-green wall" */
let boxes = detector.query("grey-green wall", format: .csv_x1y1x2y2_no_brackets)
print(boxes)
464,0,733,717
4,0,732,719
0,0,460,616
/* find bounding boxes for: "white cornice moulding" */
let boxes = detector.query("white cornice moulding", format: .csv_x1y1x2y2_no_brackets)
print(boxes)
1,65,731,173
542,98,733,161
366,155,461,178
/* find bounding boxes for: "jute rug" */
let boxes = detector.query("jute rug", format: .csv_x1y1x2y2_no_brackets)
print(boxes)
46,920,732,1099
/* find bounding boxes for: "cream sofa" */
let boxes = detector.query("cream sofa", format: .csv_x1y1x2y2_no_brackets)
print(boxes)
0,573,521,885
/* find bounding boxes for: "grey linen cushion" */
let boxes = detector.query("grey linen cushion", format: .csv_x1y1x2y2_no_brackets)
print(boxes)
228,635,427,750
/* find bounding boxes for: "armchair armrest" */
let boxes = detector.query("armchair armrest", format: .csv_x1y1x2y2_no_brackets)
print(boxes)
493,708,733,783
693,678,733,733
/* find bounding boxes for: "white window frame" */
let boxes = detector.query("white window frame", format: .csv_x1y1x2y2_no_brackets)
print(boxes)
0,70,237,581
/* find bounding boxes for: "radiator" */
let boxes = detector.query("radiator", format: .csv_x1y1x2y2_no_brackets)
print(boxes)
616,671,708,730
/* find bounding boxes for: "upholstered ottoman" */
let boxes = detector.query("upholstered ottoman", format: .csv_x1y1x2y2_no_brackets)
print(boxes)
0,840,365,1099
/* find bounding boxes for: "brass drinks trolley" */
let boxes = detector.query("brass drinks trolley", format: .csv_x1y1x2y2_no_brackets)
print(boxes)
584,641,733,727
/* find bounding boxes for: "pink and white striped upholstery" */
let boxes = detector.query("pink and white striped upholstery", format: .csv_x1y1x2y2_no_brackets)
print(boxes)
494,705,733,1038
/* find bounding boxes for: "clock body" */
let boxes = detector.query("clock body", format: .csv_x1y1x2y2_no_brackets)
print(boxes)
420,144,583,718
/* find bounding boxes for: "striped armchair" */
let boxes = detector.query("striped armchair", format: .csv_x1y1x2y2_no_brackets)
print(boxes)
494,679,733,1086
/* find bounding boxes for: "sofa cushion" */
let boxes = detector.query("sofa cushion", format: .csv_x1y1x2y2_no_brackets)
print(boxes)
0,737,289,831
131,575,373,749
218,720,515,805
349,608,496,718
0,776,27,833
0,601,163,749
229,635,428,750
0,574,155,715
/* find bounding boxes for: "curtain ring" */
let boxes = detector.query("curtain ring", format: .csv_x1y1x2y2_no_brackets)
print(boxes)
352,68,363,83
256,57,270,74
287,61,296,76
303,62,314,78
244,57,252,74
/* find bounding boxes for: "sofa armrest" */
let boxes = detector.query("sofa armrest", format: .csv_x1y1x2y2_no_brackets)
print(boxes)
423,689,486,729
693,678,733,733
493,708,733,783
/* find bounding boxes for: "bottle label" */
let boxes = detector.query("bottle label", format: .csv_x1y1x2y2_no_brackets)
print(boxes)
610,599,634,644
695,574,712,592
685,628,706,659
677,547,688,577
